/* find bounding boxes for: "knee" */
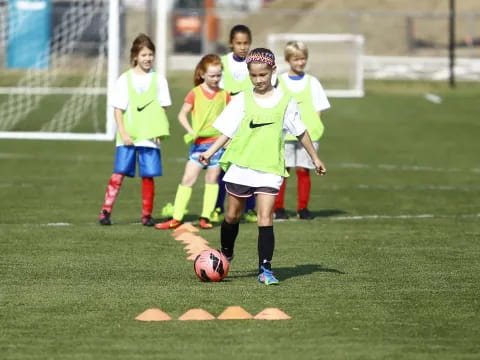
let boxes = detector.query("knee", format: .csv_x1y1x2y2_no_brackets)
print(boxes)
225,205,243,223
257,210,273,226
225,213,241,224
205,174,218,184
181,174,196,187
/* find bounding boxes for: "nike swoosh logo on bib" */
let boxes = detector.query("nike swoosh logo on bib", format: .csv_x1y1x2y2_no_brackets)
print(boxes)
137,100,154,112
249,120,274,128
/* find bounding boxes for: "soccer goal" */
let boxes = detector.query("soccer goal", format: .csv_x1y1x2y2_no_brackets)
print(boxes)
267,33,365,98
0,0,121,141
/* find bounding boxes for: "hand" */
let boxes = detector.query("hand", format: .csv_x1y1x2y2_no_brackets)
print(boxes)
121,132,134,146
313,158,326,176
153,137,161,145
183,132,196,145
198,151,211,166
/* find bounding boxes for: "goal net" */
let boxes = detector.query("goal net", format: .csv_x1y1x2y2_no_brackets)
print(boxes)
267,33,364,98
0,0,119,140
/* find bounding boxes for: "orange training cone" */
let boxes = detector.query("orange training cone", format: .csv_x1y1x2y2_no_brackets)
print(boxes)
174,232,200,243
184,243,209,253
135,308,172,321
178,308,215,321
173,223,199,235
217,306,253,320
254,308,291,320
186,253,200,261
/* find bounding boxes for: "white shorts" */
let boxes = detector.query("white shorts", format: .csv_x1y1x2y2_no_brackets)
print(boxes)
223,164,283,190
285,141,319,169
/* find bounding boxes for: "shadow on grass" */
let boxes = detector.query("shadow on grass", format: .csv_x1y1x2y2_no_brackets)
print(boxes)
228,263,345,280
275,264,345,280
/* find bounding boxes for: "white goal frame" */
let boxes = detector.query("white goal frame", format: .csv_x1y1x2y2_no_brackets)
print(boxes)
0,0,121,141
0,0,169,141
267,33,365,98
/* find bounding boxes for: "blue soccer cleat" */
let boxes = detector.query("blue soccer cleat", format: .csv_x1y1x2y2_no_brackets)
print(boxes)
257,266,279,285
219,249,234,263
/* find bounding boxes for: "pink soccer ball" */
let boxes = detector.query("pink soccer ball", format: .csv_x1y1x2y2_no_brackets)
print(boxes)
194,249,230,282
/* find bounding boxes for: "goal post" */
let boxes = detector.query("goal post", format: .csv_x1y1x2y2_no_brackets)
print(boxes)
0,0,119,141
267,33,365,98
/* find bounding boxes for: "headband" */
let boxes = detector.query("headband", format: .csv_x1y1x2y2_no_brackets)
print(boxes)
245,51,275,66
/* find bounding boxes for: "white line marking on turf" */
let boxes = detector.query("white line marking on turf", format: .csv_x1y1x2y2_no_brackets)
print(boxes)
0,153,110,161
328,213,480,221
336,162,465,173
1,152,478,174
25,213,480,227
424,93,443,104
356,184,480,192
0,183,33,188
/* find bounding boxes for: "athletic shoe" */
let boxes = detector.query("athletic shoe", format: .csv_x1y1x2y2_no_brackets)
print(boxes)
210,207,224,223
199,217,213,229
257,266,279,285
220,249,234,263
142,214,155,227
243,209,258,223
99,209,111,226
274,208,289,220
155,218,182,230
297,208,314,220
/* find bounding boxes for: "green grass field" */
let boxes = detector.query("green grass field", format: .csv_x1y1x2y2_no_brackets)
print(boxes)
1,79,479,359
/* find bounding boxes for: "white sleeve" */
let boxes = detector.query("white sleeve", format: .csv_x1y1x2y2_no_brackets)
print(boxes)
283,99,306,137
110,73,128,110
311,76,330,112
213,93,245,138
157,76,172,107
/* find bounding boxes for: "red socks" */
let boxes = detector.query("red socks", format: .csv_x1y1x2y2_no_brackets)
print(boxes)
102,174,155,217
296,168,311,210
102,173,125,213
142,177,155,217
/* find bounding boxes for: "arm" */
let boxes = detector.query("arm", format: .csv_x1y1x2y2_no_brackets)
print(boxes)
297,130,326,176
114,107,133,146
177,102,195,135
198,134,231,165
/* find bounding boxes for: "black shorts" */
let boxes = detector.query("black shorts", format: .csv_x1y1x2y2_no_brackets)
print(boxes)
225,182,279,198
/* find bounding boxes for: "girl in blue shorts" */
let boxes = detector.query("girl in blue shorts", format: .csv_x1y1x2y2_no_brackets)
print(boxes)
156,54,230,230
98,34,171,226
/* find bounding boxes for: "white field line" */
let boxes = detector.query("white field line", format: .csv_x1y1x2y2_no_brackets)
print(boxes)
328,213,480,221
335,162,464,172
21,213,480,227
2,182,478,192
356,184,480,191
1,152,479,174
0,153,108,161
0,183,33,188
